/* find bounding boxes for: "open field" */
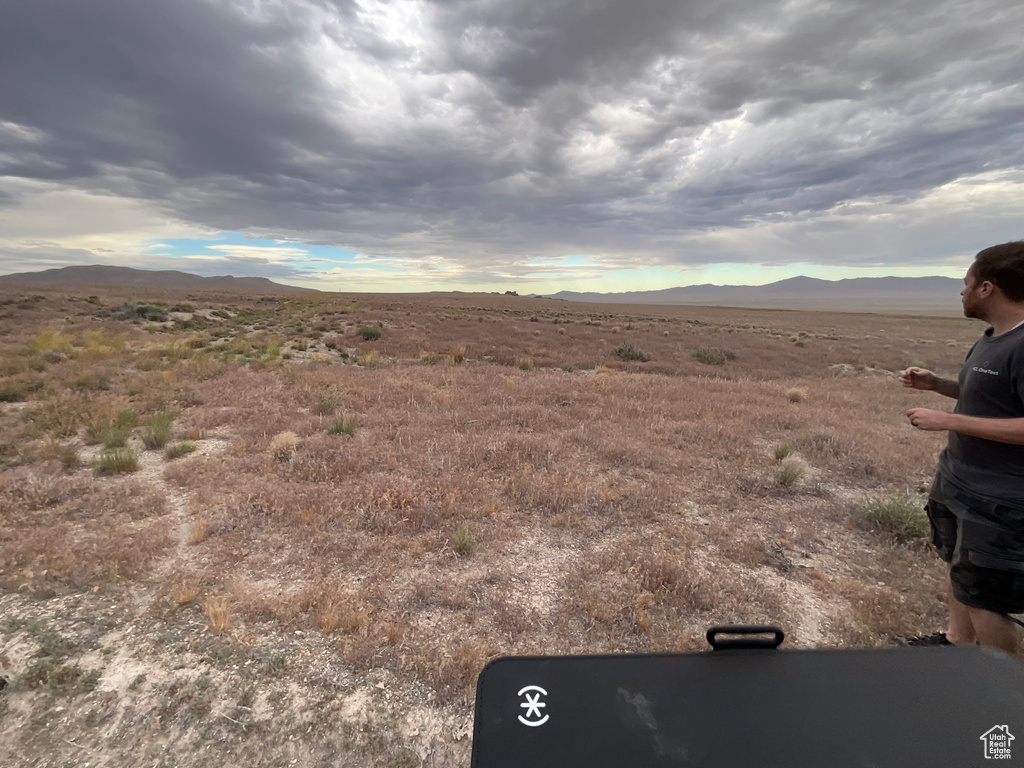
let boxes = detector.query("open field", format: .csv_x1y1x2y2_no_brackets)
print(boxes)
0,284,982,766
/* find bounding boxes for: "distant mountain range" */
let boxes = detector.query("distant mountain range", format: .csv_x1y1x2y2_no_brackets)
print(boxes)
546,275,963,311
0,265,965,310
0,264,312,292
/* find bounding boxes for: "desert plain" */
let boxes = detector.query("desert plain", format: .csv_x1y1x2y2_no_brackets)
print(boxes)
0,283,983,766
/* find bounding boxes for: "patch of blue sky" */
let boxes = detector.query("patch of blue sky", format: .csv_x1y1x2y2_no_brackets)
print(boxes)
146,232,362,264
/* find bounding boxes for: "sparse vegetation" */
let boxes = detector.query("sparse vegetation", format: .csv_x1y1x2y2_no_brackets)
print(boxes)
692,347,737,365
448,344,467,364
269,431,299,460
96,446,139,473
776,459,804,487
451,526,477,557
0,380,28,402
315,390,338,415
358,325,382,341
615,345,651,362
327,414,358,436
203,596,232,634
0,286,972,767
188,516,212,545
31,328,74,355
165,441,198,460
359,349,381,368
141,411,175,449
59,444,79,469
86,408,137,448
116,302,169,323
171,576,199,605
861,493,930,543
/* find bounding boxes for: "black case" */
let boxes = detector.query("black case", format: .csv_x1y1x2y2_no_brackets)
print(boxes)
471,628,1024,767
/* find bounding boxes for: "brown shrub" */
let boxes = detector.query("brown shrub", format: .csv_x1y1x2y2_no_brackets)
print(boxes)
171,575,200,606
203,596,232,634
188,516,212,545
268,431,299,461
297,583,369,636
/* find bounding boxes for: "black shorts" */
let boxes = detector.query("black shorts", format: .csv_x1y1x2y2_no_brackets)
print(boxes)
927,475,1024,615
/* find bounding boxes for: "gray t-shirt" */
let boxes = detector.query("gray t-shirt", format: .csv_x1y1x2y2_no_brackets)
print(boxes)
938,322,1024,507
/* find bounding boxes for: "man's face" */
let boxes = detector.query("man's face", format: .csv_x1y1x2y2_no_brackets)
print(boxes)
961,265,985,319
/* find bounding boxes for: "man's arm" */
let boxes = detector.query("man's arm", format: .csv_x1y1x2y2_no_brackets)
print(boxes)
906,408,1024,445
900,367,960,399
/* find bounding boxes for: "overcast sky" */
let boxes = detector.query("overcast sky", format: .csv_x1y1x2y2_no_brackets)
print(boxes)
2,0,1023,292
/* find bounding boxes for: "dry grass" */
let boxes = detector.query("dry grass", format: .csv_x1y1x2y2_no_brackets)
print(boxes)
187,516,212,545
450,525,477,557
268,430,299,460
0,285,973,765
0,474,172,592
310,588,368,636
776,458,804,487
203,596,232,634
327,413,357,436
171,575,200,606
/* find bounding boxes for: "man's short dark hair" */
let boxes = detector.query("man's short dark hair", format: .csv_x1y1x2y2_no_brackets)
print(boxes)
973,241,1024,302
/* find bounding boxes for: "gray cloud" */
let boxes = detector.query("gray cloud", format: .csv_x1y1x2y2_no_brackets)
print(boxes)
0,242,315,280
2,0,1023,278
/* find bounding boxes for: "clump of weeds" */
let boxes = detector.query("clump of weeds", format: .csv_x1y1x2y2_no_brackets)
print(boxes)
141,411,175,449
861,493,930,544
96,447,139,474
615,345,651,362
328,414,358,436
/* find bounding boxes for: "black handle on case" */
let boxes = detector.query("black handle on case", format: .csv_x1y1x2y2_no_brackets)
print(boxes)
706,625,785,650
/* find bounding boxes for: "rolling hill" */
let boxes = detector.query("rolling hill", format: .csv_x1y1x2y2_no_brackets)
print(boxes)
546,275,962,311
0,265,314,292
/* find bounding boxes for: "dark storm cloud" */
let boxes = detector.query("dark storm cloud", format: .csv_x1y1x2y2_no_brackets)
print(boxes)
426,0,738,101
0,0,350,181
1,0,1023,271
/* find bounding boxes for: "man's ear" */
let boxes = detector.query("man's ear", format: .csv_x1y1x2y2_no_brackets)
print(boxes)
978,280,996,298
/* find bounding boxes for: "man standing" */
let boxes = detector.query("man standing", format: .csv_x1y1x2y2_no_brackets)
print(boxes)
902,241,1024,655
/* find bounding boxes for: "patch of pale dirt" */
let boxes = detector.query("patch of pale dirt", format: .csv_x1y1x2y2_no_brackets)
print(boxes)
503,532,580,615
403,703,474,763
0,585,470,768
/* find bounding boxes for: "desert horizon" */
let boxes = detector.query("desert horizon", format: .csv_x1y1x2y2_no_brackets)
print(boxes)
0,264,966,314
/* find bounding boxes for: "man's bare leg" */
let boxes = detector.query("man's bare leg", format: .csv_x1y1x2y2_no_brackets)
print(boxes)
967,606,1020,656
945,576,978,645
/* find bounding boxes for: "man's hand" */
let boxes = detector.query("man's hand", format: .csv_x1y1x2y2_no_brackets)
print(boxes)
900,367,961,399
907,407,952,431
900,367,937,390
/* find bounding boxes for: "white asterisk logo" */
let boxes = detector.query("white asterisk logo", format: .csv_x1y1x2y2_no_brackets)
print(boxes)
517,685,550,727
